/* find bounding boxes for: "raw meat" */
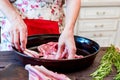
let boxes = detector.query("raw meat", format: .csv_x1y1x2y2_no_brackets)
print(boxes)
25,64,52,80
25,64,71,80
23,42,84,59
34,65,71,80
37,42,84,59
23,49,40,58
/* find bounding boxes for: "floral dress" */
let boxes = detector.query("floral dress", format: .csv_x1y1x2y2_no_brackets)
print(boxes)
0,0,65,51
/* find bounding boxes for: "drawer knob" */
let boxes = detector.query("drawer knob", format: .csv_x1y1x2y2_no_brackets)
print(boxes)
99,34,103,37
93,34,103,37
93,34,97,37
96,12,106,16
95,24,104,28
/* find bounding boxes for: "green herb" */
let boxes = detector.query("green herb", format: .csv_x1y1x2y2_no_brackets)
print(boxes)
91,45,120,80
90,45,114,80
112,47,120,80
114,73,120,80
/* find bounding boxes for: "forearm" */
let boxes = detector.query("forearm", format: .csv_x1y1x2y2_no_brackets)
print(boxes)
0,0,20,22
64,0,81,32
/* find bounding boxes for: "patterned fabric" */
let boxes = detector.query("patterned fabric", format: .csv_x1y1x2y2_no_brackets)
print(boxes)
0,0,65,51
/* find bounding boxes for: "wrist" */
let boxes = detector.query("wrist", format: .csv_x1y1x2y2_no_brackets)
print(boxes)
8,11,21,22
64,24,74,32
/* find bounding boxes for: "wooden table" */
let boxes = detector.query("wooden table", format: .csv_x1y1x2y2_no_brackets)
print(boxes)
0,47,117,80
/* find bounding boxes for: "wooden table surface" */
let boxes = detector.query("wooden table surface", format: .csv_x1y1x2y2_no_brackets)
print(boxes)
0,47,117,80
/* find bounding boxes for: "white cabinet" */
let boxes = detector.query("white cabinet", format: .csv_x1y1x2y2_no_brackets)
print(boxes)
74,0,120,47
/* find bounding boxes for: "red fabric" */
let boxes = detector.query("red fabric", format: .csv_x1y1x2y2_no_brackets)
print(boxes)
24,19,59,36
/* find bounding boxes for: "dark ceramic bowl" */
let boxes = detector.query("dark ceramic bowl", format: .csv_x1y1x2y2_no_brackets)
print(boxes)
13,34,100,72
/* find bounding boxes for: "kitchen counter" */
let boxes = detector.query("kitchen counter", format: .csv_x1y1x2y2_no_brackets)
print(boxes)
0,47,117,80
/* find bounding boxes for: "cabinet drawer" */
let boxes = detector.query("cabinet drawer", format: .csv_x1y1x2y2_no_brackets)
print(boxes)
80,7,120,19
77,31,116,47
91,37,114,47
78,31,116,38
77,19,118,31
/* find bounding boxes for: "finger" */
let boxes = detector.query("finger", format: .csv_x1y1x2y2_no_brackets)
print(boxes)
20,29,28,51
61,47,68,58
67,46,76,59
13,30,21,51
9,31,14,46
55,43,65,59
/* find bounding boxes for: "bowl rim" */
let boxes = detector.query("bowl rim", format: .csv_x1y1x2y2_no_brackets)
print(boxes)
13,34,100,61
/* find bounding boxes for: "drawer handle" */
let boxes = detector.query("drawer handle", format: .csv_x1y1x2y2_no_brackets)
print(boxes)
93,34,103,37
99,34,103,37
96,11,106,16
95,24,104,28
93,34,97,37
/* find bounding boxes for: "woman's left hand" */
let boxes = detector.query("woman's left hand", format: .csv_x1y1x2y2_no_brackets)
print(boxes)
56,30,76,59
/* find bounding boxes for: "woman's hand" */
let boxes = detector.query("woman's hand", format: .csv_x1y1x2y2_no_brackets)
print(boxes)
56,29,76,59
55,0,81,59
0,0,28,51
9,15,28,51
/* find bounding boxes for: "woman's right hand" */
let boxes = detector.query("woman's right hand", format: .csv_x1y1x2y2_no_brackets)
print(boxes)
0,0,28,51
9,15,28,51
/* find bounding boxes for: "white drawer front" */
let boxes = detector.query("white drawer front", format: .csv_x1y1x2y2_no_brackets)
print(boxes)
80,7,120,19
90,37,114,47
77,31,116,47
78,31,116,38
77,19,118,31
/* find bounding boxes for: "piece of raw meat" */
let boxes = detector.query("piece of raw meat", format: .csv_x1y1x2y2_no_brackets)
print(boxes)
23,49,40,58
34,65,71,80
23,42,84,59
38,42,84,59
25,64,52,80
25,64,71,80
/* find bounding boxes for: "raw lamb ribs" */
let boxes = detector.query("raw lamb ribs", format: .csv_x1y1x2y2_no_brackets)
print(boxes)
25,64,71,80
23,42,84,59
